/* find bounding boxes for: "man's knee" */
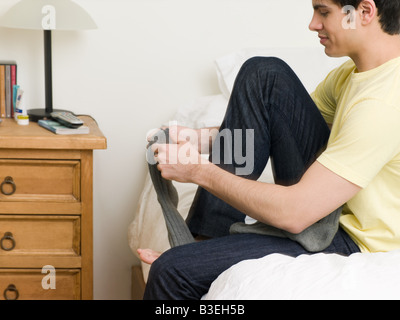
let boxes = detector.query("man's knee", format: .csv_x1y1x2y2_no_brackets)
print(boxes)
240,56,291,75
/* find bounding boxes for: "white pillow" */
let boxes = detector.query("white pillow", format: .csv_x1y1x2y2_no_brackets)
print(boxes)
128,174,198,282
171,94,228,129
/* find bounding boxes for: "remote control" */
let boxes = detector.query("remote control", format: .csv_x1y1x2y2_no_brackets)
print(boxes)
51,112,84,128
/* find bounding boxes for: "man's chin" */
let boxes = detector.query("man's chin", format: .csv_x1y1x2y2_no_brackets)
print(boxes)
324,47,347,58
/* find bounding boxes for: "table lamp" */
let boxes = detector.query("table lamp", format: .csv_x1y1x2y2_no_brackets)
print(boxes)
0,0,97,121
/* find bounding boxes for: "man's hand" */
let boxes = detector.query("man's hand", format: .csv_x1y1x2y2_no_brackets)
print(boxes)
151,141,210,183
147,124,220,155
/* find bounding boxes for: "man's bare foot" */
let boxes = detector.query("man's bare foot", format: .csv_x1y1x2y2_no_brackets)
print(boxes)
137,249,161,265
137,237,208,265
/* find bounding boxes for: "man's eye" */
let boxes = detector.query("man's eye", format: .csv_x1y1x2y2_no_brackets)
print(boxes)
320,11,329,17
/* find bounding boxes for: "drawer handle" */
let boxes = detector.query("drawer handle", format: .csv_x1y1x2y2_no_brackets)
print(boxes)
0,232,16,251
3,284,19,300
0,176,16,196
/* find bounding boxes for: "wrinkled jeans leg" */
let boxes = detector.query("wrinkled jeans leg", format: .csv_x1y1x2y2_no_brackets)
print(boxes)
187,57,331,238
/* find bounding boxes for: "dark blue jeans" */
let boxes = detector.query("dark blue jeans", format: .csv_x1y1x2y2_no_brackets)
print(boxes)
144,57,360,300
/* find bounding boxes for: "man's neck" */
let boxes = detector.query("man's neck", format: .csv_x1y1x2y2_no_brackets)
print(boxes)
350,34,400,72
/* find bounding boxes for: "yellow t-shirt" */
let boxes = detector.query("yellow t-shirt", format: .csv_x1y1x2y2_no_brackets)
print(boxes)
311,57,400,253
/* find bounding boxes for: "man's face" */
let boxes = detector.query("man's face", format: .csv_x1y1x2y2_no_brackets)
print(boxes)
309,0,357,57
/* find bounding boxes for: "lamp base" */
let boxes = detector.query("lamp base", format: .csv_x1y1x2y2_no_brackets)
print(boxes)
28,108,70,122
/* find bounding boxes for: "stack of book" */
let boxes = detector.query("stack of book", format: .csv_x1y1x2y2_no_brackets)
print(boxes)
0,61,17,119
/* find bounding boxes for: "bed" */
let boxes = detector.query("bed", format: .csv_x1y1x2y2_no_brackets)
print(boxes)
128,47,400,300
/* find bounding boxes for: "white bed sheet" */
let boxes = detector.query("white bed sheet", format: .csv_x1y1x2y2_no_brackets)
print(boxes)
204,250,400,300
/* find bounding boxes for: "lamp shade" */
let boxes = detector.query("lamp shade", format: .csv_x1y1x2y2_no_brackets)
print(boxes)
0,0,97,30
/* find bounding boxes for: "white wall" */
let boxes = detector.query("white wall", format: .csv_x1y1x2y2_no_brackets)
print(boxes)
0,0,319,299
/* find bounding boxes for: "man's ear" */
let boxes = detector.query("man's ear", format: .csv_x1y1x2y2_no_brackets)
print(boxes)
358,0,377,25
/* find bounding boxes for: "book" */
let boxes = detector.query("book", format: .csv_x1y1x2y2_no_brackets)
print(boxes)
0,65,5,118
5,65,11,118
38,119,90,135
0,61,17,118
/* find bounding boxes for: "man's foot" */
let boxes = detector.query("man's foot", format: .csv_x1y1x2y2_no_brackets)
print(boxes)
137,249,161,265
137,237,208,265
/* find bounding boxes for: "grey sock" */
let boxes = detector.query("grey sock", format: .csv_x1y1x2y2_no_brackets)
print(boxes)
147,129,195,247
230,206,343,252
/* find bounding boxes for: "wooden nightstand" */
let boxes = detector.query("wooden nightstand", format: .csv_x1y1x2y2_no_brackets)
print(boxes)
0,116,106,300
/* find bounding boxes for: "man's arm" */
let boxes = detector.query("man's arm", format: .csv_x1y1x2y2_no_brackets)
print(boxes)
155,142,361,234
196,161,360,233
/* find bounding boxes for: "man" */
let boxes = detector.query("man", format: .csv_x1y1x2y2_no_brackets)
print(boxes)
139,0,400,299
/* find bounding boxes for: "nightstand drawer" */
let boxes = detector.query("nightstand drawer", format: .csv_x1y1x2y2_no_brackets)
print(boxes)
0,215,80,256
0,160,80,202
0,269,81,300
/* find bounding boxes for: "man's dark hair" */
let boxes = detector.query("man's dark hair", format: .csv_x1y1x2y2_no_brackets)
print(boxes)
332,0,400,35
